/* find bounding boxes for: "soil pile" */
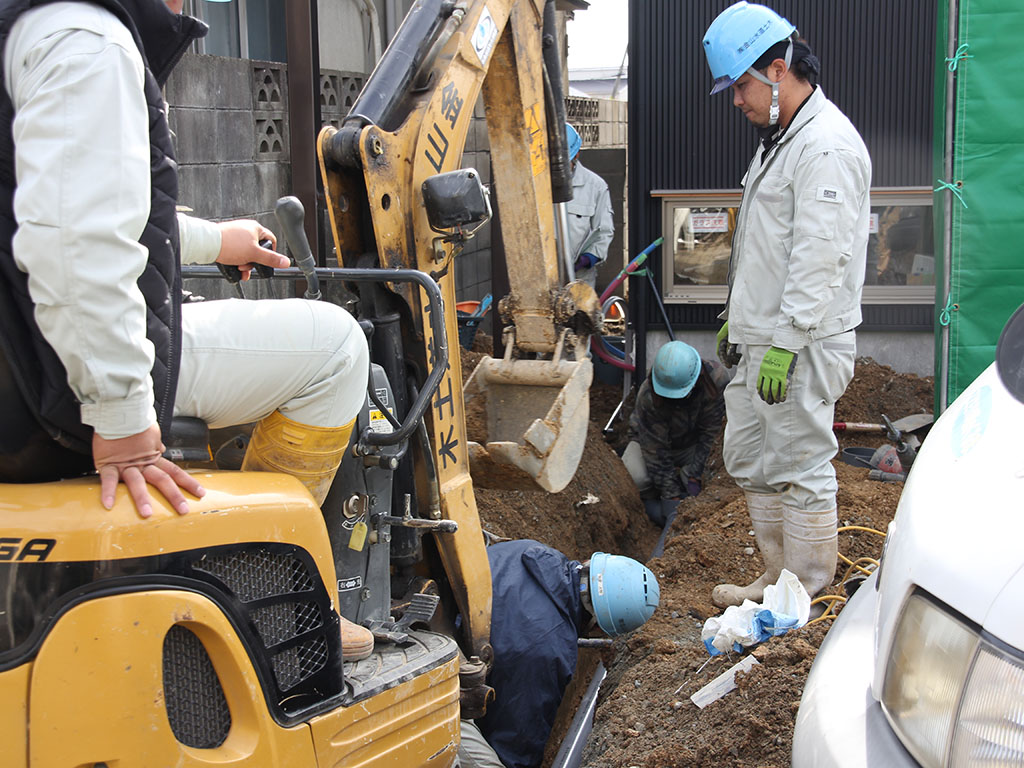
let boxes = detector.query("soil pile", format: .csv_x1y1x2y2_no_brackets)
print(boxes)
462,348,933,767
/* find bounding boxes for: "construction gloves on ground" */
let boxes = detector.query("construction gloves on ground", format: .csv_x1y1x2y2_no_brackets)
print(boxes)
757,347,798,405
574,252,598,272
716,322,742,368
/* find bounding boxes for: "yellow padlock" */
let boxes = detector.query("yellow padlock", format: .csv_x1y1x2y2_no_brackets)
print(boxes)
348,520,368,551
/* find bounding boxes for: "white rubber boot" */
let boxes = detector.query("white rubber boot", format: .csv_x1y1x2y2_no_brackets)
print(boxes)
712,492,784,608
782,505,838,600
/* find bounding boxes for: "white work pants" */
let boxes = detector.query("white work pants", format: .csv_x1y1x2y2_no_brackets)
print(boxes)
173,298,369,430
722,332,855,511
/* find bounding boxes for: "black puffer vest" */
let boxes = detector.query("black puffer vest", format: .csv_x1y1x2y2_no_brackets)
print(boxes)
0,0,206,461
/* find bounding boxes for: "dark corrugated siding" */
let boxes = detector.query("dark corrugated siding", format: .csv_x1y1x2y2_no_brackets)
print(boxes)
629,0,937,364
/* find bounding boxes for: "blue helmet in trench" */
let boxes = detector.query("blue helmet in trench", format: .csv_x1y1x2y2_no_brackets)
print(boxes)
586,552,660,636
652,340,701,399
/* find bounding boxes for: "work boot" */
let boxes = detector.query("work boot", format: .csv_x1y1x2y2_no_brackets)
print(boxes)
242,410,356,505
782,505,838,600
712,492,784,608
340,615,374,661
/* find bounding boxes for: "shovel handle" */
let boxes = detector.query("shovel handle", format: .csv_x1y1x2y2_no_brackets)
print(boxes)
833,422,886,432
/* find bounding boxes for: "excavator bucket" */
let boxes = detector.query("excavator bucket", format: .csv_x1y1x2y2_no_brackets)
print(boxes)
463,350,593,493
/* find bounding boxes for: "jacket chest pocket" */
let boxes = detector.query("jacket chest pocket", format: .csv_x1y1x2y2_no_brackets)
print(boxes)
754,173,791,206
567,198,596,219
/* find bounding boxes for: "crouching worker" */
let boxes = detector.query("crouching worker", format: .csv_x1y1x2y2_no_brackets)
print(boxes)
622,341,728,526
458,539,659,768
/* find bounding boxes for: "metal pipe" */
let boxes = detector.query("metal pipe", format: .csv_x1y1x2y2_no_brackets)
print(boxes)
939,0,958,414
542,0,572,204
550,662,606,768
555,202,575,282
182,265,447,450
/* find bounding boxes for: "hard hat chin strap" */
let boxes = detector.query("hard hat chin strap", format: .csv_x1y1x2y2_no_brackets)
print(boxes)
747,40,793,126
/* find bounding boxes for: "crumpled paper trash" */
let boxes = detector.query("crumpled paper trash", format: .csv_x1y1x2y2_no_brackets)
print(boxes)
701,569,811,656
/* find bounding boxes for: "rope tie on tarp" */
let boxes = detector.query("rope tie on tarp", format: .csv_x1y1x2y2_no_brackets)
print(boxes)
945,43,973,71
935,179,968,208
939,294,958,327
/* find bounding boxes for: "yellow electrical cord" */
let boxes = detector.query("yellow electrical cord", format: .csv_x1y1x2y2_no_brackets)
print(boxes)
804,526,887,627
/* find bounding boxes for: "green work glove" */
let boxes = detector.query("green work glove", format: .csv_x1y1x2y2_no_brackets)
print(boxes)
716,321,741,368
757,346,798,405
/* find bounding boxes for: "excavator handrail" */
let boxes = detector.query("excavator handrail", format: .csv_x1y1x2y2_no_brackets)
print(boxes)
180,265,447,451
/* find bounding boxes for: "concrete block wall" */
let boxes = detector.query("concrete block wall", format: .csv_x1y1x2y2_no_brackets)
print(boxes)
166,53,364,300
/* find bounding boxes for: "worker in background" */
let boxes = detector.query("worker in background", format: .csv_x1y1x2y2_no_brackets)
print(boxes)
564,122,614,289
702,2,870,607
621,340,727,526
459,539,659,768
0,0,373,659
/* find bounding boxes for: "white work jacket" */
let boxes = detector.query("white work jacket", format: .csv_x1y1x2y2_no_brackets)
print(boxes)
565,161,614,286
4,2,220,438
723,87,871,352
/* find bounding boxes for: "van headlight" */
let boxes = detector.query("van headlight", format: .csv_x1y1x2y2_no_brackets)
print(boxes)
881,592,1024,768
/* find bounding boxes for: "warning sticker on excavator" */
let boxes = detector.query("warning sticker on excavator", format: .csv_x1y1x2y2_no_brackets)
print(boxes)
369,408,395,434
526,104,546,177
471,6,499,67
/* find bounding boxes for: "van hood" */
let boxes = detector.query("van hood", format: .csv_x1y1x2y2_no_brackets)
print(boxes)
878,363,1024,650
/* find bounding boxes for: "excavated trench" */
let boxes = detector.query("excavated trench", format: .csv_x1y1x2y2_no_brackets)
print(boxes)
463,344,933,767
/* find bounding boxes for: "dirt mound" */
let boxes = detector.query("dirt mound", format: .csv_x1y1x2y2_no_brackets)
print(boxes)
461,349,931,767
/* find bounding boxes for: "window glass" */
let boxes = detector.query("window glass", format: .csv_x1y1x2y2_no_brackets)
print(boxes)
660,189,934,304
246,0,287,63
671,206,735,287
866,205,935,286
200,0,241,58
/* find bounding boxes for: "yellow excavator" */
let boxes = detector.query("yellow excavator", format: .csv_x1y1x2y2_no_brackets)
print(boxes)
0,0,602,764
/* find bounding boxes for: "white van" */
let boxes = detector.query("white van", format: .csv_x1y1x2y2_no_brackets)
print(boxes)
792,301,1024,767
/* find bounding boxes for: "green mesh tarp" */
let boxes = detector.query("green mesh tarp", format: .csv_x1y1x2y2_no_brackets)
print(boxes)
936,0,1024,406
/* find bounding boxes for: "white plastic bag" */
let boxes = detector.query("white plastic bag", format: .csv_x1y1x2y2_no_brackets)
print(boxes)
701,569,811,655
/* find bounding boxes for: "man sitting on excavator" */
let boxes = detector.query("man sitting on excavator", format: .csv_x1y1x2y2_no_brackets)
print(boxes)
0,0,372,658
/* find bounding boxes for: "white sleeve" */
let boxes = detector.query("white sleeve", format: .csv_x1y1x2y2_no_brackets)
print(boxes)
772,147,869,351
178,212,222,264
6,5,157,438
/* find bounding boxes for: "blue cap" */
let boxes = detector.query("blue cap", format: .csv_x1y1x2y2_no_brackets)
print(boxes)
566,122,582,161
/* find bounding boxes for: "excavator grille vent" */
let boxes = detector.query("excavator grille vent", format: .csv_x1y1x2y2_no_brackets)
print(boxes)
251,600,324,645
192,548,315,600
163,625,231,748
271,635,330,690
191,547,331,693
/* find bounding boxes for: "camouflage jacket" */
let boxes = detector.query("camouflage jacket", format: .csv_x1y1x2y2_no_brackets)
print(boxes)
628,361,727,499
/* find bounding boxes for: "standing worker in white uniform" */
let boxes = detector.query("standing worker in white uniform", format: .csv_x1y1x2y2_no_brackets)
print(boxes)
564,123,614,289
701,2,871,607
0,0,373,658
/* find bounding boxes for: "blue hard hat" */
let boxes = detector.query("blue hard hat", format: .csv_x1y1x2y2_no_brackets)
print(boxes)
652,341,701,398
702,2,796,95
566,122,582,161
587,552,660,637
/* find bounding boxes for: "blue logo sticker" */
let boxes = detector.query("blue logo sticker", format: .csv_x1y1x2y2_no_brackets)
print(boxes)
952,385,992,459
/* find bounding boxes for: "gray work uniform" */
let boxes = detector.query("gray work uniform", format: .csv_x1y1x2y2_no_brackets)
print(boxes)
565,162,614,288
721,86,871,511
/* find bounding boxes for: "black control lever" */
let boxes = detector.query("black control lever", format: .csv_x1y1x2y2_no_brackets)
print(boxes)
274,196,321,301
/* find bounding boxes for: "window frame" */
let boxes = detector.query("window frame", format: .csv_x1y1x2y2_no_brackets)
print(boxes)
654,186,935,306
